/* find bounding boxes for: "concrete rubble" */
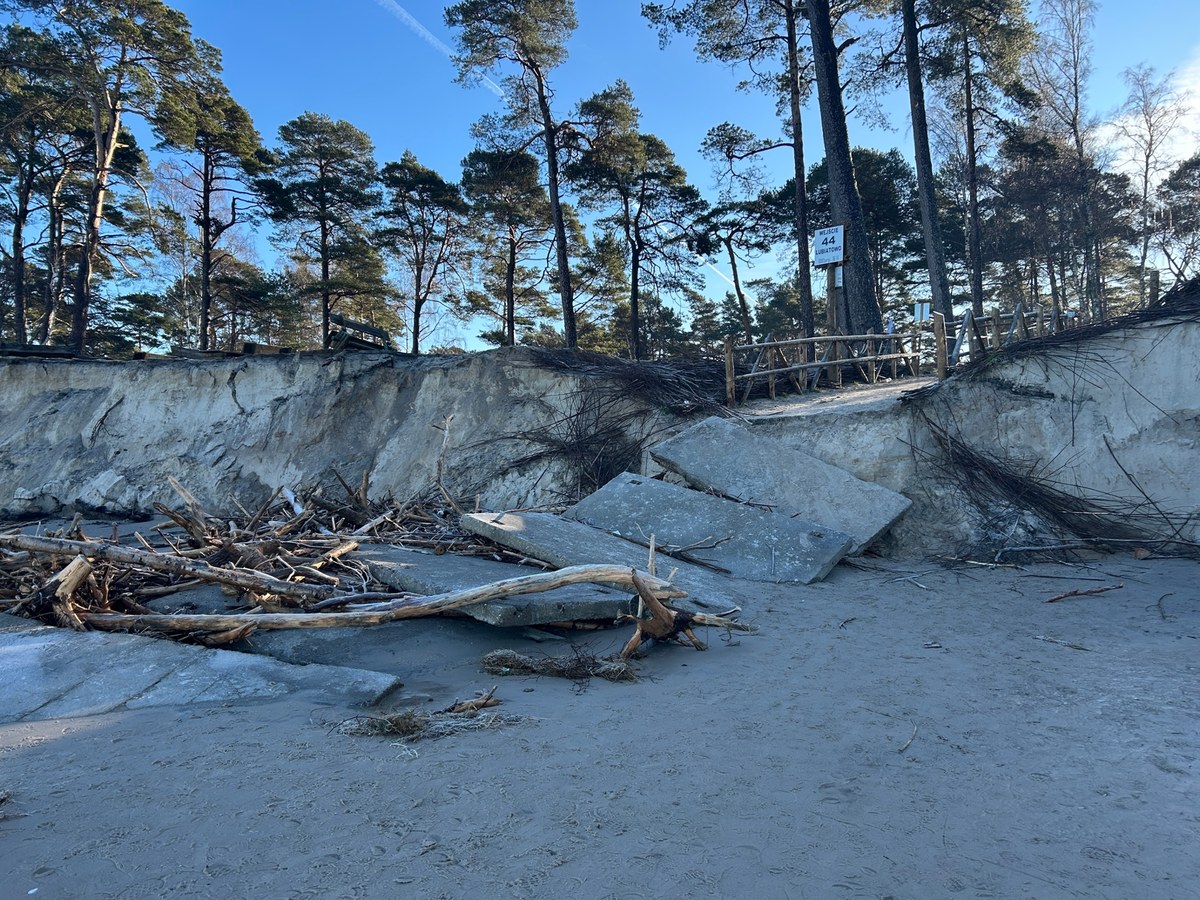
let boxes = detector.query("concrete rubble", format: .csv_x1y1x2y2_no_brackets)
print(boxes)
0,612,402,724
649,415,912,555
459,510,738,607
566,471,854,583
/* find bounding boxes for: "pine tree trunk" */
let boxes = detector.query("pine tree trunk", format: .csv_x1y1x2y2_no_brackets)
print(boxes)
71,181,104,354
962,34,986,319
784,0,815,343
630,236,642,360
11,181,29,346
505,227,517,346
805,0,882,336
37,183,65,344
411,263,424,355
902,0,954,320
535,78,576,348
199,154,214,351
320,216,331,349
725,237,753,344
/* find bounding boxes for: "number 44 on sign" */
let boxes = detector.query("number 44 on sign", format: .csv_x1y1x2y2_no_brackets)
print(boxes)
813,225,844,266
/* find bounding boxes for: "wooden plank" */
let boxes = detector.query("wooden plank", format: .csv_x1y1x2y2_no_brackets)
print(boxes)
949,310,971,366
242,342,294,356
329,312,390,343
731,350,920,381
740,331,773,404
1005,302,1024,344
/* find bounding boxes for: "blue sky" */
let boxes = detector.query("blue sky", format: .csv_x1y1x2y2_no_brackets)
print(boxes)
169,0,1200,185
160,0,1200,342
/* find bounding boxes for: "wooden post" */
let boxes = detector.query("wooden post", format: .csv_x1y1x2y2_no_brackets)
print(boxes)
825,265,841,387
933,312,947,380
867,330,877,384
910,332,922,377
1149,269,1160,307
990,306,1003,349
968,315,986,361
768,347,777,399
1037,306,1045,337
724,335,735,407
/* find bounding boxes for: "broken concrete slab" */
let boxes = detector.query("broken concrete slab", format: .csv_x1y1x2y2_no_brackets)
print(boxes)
0,612,401,724
566,472,852,584
460,511,739,607
355,544,633,626
650,416,911,554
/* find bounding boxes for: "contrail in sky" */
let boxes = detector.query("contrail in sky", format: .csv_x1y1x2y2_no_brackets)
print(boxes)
369,0,506,98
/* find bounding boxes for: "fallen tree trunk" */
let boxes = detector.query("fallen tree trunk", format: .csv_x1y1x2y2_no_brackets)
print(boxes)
79,565,686,634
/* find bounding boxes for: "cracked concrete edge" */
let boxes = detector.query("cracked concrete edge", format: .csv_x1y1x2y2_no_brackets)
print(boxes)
0,613,402,723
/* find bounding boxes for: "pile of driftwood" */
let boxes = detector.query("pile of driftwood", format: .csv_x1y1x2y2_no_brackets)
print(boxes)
0,480,748,657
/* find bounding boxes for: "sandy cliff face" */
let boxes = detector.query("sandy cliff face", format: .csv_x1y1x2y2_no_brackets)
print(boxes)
752,315,1200,555
0,348,678,518
3,318,1196,558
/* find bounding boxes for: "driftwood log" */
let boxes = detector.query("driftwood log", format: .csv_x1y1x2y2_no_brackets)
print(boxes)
21,560,685,635
620,570,752,658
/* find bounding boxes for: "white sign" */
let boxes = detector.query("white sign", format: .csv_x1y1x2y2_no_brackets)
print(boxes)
834,265,843,288
813,225,844,266
914,301,931,322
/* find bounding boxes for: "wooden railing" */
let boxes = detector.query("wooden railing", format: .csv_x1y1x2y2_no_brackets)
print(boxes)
723,331,924,406
724,303,1077,405
937,302,1080,373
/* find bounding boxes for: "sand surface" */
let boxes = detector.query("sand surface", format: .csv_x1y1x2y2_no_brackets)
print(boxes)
2,554,1197,899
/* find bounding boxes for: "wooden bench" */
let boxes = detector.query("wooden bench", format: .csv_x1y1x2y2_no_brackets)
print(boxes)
326,312,394,351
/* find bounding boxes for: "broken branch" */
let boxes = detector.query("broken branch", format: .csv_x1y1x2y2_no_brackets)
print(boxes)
1044,582,1124,603
0,534,335,603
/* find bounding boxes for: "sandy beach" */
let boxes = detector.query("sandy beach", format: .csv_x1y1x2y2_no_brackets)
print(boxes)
2,552,1197,899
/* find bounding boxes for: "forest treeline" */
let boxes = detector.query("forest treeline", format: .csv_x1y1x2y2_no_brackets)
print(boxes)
0,0,1195,359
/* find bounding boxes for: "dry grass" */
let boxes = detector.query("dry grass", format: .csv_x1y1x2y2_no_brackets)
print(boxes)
333,708,529,740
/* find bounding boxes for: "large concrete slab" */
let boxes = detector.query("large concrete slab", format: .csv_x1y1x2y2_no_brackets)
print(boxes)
355,544,633,626
650,416,912,554
0,612,401,723
567,473,852,584
459,511,737,608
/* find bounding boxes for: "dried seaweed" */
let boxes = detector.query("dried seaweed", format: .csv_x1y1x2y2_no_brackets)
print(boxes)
482,648,639,684
334,708,529,740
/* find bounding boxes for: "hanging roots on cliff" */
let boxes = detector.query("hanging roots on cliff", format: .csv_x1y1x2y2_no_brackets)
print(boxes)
488,388,650,503
918,413,1200,560
523,348,727,414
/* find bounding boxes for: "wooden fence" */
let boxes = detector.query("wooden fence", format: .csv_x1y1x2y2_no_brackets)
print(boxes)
723,331,924,406
724,302,1078,406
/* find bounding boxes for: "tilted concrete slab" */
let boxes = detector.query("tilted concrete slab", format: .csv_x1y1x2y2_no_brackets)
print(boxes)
0,613,401,723
355,544,633,626
650,416,912,555
459,511,737,608
566,472,852,584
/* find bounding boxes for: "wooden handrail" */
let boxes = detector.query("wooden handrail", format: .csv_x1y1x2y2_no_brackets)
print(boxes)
733,332,915,352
